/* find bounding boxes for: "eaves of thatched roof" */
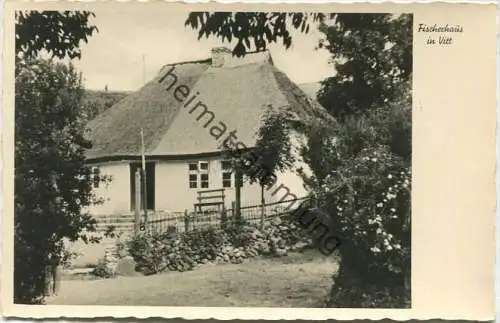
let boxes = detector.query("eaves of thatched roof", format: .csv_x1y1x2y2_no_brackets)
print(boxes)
85,49,336,161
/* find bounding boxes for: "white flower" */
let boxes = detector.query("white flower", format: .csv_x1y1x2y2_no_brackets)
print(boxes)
390,208,396,212
383,239,389,245
386,193,396,200
387,174,393,179
387,233,393,239
376,202,383,208
386,245,393,251
343,200,348,203
371,158,377,162
376,228,382,234
370,246,381,253
394,244,401,250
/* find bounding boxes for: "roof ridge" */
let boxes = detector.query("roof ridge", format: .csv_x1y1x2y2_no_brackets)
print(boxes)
162,57,212,68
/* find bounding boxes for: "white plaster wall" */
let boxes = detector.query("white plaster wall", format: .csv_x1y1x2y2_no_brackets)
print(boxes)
155,156,269,211
86,162,131,215
87,136,312,215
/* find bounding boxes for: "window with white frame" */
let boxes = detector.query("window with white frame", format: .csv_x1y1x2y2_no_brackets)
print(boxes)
188,161,209,189
221,160,232,188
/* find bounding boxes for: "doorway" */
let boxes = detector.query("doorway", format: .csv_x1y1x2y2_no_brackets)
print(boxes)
130,162,155,211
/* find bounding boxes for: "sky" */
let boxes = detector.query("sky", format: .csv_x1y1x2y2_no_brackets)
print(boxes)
72,8,334,92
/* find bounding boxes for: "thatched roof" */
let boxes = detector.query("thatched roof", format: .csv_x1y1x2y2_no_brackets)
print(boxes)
85,50,335,161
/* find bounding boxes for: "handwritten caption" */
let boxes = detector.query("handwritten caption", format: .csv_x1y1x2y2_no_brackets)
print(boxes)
418,23,464,46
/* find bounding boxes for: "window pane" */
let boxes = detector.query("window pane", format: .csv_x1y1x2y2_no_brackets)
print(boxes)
201,181,209,188
221,160,232,170
223,180,231,188
189,163,198,171
222,172,231,180
200,162,209,170
189,174,197,181
200,174,209,181
189,181,197,188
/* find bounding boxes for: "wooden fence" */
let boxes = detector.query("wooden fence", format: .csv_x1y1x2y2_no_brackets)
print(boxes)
143,196,311,235
94,196,312,236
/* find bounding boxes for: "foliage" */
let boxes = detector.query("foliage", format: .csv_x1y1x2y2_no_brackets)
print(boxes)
15,10,99,303
243,107,296,188
302,83,411,184
91,258,117,279
185,12,412,120
317,14,412,120
186,10,413,307
309,145,411,307
127,232,170,275
327,282,410,308
14,59,109,302
185,12,326,56
302,107,411,307
59,250,80,269
126,216,313,275
16,11,98,60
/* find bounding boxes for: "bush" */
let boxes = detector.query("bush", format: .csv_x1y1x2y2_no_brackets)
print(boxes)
126,216,314,275
127,232,169,275
300,83,411,307
91,258,116,279
311,146,410,307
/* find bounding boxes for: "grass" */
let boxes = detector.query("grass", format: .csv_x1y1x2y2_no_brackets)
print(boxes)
47,250,339,307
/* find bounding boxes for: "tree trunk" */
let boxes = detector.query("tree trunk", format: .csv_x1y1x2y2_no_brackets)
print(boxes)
259,183,265,230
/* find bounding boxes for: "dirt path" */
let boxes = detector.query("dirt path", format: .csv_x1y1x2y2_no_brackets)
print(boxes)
47,251,338,307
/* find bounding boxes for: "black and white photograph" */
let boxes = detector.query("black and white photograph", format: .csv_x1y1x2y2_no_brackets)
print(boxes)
12,7,412,309
3,2,496,320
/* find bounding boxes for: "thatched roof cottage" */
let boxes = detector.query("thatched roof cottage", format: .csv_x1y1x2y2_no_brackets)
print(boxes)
85,47,333,215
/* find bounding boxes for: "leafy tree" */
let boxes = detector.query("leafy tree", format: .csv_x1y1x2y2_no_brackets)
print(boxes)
241,107,296,226
14,11,99,303
185,12,412,120
185,12,325,56
316,14,412,120
300,86,411,307
15,59,106,303
16,11,98,60
187,12,412,307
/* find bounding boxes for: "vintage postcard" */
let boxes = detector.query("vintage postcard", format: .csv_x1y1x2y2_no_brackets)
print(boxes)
1,1,496,320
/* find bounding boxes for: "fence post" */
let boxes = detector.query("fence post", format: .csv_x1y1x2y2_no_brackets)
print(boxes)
52,264,61,295
43,264,53,296
184,209,190,233
231,201,236,223
259,185,265,230
134,169,141,236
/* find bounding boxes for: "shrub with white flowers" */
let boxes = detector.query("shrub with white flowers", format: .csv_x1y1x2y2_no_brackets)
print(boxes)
309,145,411,307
